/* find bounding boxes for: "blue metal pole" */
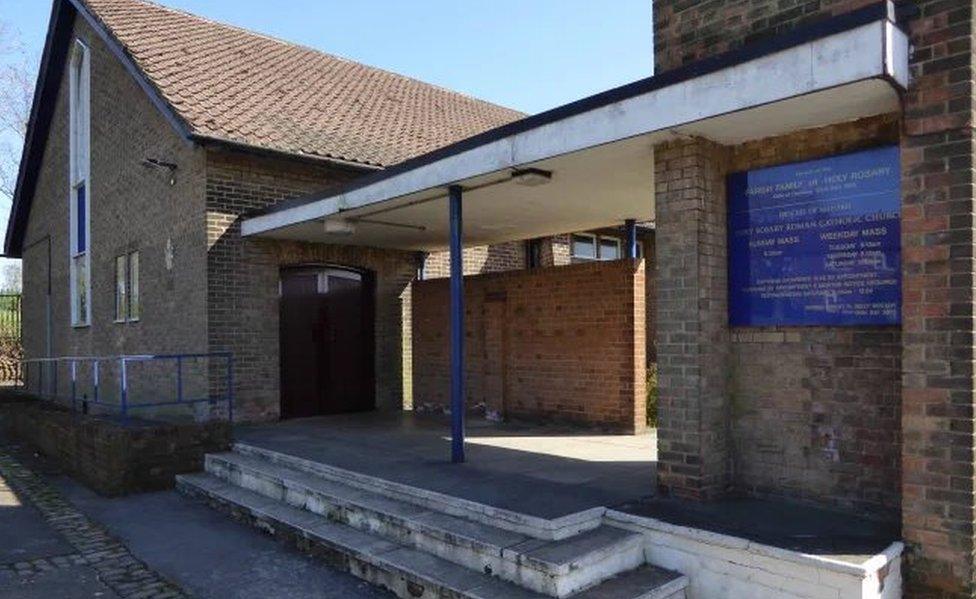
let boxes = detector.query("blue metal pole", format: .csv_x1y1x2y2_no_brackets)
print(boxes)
448,184,465,464
625,219,638,259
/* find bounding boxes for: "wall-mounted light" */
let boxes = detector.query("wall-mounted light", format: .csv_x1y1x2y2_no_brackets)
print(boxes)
141,157,178,186
511,168,553,187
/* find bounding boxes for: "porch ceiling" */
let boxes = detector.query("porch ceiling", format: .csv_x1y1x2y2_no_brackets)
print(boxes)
242,9,908,252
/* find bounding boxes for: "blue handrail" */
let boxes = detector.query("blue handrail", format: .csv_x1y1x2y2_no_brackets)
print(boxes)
19,352,234,424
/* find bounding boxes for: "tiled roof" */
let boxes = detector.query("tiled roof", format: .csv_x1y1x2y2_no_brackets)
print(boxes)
81,0,525,167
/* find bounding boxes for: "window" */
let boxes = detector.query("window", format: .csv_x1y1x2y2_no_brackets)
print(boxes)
571,233,630,262
69,40,91,327
571,234,597,260
114,252,139,323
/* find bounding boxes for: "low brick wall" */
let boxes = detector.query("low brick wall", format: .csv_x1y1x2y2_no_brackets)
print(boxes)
0,394,231,496
412,259,646,433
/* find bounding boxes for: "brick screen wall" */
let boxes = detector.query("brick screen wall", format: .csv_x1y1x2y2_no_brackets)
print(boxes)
653,0,880,74
21,16,209,403
412,259,646,433
728,114,902,516
205,150,420,421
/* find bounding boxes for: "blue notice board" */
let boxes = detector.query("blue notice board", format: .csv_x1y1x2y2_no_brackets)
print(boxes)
727,146,901,327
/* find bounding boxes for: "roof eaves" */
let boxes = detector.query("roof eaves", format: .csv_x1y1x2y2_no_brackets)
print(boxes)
191,133,386,172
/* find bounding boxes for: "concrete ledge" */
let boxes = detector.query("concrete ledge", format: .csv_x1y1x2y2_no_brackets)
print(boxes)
1,395,231,496
605,509,903,599
234,442,604,540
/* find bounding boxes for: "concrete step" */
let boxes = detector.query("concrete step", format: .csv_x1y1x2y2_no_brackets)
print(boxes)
176,472,688,599
204,450,646,597
232,442,604,541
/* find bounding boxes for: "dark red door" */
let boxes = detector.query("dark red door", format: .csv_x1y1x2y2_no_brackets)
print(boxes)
279,268,374,419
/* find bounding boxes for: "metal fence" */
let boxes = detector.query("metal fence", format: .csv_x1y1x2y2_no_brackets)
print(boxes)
0,293,22,386
20,352,234,424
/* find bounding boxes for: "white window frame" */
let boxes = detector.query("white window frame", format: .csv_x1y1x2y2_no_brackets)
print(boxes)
570,233,598,261
68,39,91,328
571,233,630,262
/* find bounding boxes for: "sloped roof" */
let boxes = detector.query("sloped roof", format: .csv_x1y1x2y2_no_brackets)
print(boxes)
81,0,525,167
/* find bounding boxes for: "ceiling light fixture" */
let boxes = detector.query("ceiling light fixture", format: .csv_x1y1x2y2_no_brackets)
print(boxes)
323,218,356,235
511,168,553,187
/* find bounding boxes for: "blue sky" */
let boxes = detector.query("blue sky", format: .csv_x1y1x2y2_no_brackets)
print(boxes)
0,0,652,274
2,0,653,114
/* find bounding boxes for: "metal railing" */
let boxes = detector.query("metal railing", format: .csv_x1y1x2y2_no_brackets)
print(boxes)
19,352,234,424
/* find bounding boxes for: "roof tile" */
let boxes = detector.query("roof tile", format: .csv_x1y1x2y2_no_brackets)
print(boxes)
81,0,525,166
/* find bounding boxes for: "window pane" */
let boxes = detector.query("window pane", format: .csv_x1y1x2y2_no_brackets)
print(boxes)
600,237,621,260
76,184,86,254
571,235,596,259
115,255,127,321
74,254,87,324
128,252,140,321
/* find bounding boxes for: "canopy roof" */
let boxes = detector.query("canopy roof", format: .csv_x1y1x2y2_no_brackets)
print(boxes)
242,5,908,252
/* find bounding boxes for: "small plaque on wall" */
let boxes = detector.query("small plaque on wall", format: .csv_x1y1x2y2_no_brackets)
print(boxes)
727,146,901,327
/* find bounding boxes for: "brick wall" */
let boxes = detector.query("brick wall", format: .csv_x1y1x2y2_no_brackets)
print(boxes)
412,259,646,433
728,114,902,516
2,396,230,496
423,242,525,278
426,231,659,362
21,17,209,389
899,1,976,596
205,150,419,421
653,0,880,74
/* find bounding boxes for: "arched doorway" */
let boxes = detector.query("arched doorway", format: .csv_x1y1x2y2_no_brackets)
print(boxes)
279,266,375,419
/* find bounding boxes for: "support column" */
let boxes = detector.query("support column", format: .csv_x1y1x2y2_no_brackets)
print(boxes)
625,219,638,259
900,2,976,595
654,139,731,500
448,185,465,464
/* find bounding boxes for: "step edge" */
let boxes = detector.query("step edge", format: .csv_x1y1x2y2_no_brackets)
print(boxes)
206,453,643,577
178,472,550,598
179,474,681,599
231,442,604,540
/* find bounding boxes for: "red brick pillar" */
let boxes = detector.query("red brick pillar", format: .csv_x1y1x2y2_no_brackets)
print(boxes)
655,139,731,500
900,2,976,596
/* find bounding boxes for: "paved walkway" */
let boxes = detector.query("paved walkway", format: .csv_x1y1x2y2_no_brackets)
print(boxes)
0,441,391,599
0,451,185,599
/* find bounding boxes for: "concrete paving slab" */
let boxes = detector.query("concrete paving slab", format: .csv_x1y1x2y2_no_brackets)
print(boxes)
0,489,74,564
0,565,115,599
53,476,392,599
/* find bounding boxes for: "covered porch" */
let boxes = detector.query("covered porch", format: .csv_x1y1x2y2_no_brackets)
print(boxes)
225,8,909,598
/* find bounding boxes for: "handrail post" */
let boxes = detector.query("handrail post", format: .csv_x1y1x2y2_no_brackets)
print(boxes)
119,357,128,424
227,354,234,424
176,356,183,403
70,360,77,412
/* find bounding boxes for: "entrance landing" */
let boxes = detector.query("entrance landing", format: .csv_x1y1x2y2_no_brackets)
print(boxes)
235,412,655,520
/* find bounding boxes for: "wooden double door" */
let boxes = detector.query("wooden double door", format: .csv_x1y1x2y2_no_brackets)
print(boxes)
279,267,375,419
